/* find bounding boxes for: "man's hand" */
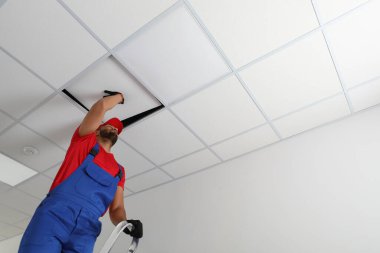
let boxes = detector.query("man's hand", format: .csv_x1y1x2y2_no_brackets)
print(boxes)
123,219,143,238
103,90,124,104
78,91,125,136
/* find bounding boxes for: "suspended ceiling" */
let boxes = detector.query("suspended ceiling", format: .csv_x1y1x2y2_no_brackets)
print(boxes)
0,0,380,240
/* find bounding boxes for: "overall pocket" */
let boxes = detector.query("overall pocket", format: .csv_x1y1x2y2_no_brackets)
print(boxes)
74,163,117,209
74,209,102,237
84,164,114,186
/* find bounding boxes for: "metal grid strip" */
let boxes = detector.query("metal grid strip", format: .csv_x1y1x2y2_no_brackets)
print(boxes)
56,1,226,165
310,0,354,113
182,0,283,140
0,0,376,198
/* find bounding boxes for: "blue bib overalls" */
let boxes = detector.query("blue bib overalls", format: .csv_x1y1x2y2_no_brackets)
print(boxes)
18,143,122,253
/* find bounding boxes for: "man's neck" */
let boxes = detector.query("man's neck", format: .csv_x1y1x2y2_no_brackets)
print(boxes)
96,137,112,153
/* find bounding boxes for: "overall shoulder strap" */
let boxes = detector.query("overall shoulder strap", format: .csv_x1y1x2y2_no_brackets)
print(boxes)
116,164,123,181
89,143,100,157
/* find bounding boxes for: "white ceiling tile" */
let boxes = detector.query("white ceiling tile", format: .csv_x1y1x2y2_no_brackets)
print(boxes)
0,124,65,172
161,149,220,178
324,0,380,88
172,75,266,144
240,32,342,119
0,205,28,224
126,169,171,192
0,0,107,88
0,223,23,238
13,217,31,230
0,188,41,215
273,94,350,138
312,0,369,23
0,111,14,133
114,4,230,104
189,0,319,68
0,50,54,118
122,110,204,165
62,0,177,48
0,153,37,186
16,174,52,200
349,78,380,112
211,125,279,160
22,95,86,149
66,56,161,120
112,141,155,177
43,164,61,179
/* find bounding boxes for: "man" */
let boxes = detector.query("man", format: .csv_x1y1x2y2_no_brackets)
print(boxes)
18,91,143,253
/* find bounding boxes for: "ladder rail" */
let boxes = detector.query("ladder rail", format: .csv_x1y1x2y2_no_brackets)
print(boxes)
99,221,139,253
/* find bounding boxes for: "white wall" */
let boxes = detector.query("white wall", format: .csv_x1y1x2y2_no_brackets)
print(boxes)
0,234,23,252
3,105,380,253
95,104,380,253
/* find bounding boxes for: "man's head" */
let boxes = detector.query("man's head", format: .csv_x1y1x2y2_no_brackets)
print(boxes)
96,118,123,146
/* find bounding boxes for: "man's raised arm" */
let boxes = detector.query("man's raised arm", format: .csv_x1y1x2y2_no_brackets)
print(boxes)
78,92,124,137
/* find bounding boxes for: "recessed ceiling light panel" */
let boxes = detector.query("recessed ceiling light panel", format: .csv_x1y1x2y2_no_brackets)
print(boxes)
0,153,37,186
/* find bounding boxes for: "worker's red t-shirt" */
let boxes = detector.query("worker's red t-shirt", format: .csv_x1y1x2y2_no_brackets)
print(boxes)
49,126,126,216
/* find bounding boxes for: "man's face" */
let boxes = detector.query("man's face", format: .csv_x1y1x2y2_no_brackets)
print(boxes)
99,124,118,146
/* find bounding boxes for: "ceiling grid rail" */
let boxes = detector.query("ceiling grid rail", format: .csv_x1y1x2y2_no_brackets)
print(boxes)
1,32,173,183
310,0,356,113
167,1,373,107
0,0,377,199
0,47,166,190
182,0,283,140
347,74,380,92
0,47,150,178
0,46,111,137
59,2,214,181
118,0,377,192
56,0,176,104
52,0,372,163
56,0,227,164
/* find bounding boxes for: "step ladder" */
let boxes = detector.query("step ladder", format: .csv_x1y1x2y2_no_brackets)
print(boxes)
99,221,139,253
